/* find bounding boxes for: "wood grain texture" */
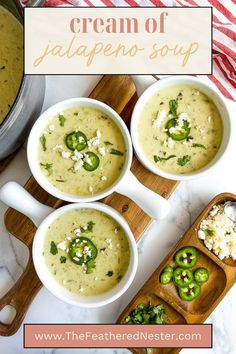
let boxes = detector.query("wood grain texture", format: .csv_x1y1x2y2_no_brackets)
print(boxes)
1,75,178,337
118,193,236,354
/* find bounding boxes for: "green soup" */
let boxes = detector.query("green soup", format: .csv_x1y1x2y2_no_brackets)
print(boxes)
0,6,23,124
38,106,126,196
138,85,223,174
44,208,130,296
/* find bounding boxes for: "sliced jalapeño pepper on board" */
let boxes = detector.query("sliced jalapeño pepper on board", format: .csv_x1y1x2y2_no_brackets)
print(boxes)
194,268,209,283
160,265,174,284
65,131,87,151
162,265,174,275
173,267,193,287
174,247,198,269
178,282,201,301
166,118,190,141
83,152,100,172
160,272,172,284
69,237,97,265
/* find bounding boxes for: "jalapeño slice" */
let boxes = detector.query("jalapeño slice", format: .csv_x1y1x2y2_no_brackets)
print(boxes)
194,268,209,283
173,267,193,287
65,131,87,151
83,152,100,172
178,282,201,301
69,237,97,265
174,247,198,269
160,272,173,285
166,118,190,141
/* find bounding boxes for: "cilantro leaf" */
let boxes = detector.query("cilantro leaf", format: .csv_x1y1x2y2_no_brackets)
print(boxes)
177,155,191,166
154,154,176,163
192,143,206,149
80,221,95,233
58,114,66,127
60,256,67,263
169,99,178,116
110,148,124,156
125,303,166,324
50,241,58,255
40,134,46,151
86,259,96,274
106,271,113,277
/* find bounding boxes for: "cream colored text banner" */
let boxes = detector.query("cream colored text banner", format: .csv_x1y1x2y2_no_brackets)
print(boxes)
25,7,212,74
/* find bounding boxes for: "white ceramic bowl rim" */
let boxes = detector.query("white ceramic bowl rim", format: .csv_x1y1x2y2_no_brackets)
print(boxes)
32,201,138,307
27,97,133,202
131,75,232,181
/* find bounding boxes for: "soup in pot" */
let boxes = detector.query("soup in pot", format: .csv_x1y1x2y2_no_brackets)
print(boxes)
0,5,23,124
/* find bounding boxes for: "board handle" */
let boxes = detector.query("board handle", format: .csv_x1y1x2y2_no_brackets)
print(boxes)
0,257,42,336
116,170,170,220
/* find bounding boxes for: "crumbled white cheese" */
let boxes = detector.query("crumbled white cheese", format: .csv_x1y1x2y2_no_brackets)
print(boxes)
48,124,55,132
152,110,166,128
83,154,92,166
71,150,83,161
105,238,113,249
198,203,236,261
73,159,84,172
53,144,63,151
79,287,84,292
61,151,71,159
88,186,93,193
100,176,107,181
163,137,175,148
114,228,119,234
208,116,212,123
57,241,67,251
98,146,106,156
87,130,101,150
74,228,81,237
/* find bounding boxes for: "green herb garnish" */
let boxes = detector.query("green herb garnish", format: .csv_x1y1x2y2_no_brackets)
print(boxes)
58,114,66,127
56,179,66,182
60,256,67,263
177,155,191,166
110,148,124,156
80,221,95,233
104,141,113,146
40,134,46,151
125,303,166,324
86,259,96,274
192,143,206,149
203,228,214,236
50,241,58,255
154,154,176,163
106,271,113,277
169,99,178,116
40,163,53,174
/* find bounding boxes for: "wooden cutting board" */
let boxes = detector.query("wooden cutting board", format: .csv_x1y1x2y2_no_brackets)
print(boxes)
0,75,179,337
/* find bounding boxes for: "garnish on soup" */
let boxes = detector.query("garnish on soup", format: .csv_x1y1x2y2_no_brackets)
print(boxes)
38,107,126,196
138,85,222,174
44,208,130,296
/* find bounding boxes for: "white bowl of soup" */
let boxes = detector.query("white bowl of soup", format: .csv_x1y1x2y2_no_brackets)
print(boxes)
131,76,232,181
27,97,170,220
0,181,138,307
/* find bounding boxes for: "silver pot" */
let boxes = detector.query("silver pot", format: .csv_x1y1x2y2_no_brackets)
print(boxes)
0,0,45,160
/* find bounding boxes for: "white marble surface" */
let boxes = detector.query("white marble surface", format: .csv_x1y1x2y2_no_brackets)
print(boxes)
0,75,236,354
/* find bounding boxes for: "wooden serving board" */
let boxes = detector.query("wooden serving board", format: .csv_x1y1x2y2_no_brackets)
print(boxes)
0,75,179,337
118,192,236,354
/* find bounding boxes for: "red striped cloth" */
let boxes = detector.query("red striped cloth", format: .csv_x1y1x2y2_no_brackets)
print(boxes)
22,0,236,100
